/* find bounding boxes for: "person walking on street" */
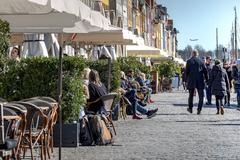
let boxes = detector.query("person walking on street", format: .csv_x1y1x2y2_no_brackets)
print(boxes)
208,59,230,115
205,56,213,105
232,59,240,108
185,50,208,114
223,61,233,106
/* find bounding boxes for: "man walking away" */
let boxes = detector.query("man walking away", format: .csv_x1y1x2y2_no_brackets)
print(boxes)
232,59,240,108
223,61,233,106
205,56,213,105
185,50,208,114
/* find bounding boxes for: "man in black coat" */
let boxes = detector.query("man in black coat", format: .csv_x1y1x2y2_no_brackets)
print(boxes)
185,50,208,114
205,56,213,105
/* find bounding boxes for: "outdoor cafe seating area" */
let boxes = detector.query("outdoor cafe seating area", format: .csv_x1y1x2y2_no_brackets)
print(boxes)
0,97,58,160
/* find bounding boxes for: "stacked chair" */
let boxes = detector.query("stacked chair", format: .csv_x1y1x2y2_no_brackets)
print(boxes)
0,97,58,160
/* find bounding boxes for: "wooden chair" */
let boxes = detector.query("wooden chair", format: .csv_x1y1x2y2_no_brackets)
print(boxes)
16,101,48,160
99,93,118,135
86,93,118,135
0,104,18,160
21,97,59,157
25,99,57,159
119,95,131,119
3,103,27,159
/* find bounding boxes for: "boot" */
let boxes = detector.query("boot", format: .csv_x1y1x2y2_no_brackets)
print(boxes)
220,106,224,115
237,97,240,108
216,109,220,115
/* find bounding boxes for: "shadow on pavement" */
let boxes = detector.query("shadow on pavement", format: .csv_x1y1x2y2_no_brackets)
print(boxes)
173,103,239,110
206,123,240,126
176,119,240,123
156,113,189,116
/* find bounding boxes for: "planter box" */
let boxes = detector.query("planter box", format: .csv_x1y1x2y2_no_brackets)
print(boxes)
53,123,80,147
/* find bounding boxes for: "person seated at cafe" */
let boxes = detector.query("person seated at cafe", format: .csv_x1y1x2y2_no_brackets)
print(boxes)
120,71,128,90
10,47,20,61
124,82,158,120
135,72,154,104
127,69,135,82
82,68,91,100
87,69,107,113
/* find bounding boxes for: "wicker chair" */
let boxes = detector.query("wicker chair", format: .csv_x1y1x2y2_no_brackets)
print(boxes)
3,103,27,159
87,93,118,135
0,104,18,160
25,99,57,159
16,101,48,160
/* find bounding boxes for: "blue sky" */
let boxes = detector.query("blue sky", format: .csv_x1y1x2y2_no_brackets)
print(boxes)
157,0,240,50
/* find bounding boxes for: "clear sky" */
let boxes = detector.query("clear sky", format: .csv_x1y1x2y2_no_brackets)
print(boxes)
157,0,240,50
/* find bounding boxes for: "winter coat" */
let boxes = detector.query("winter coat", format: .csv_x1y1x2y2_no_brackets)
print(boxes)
223,66,233,88
209,65,230,97
186,56,208,89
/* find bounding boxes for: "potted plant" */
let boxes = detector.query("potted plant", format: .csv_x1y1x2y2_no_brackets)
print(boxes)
158,60,180,92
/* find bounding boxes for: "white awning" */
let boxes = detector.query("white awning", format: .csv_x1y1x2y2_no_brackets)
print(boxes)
0,0,110,33
126,45,167,58
1,0,110,57
63,28,134,45
174,57,186,65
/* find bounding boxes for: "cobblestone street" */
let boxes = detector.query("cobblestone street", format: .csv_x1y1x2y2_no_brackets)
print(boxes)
53,90,240,160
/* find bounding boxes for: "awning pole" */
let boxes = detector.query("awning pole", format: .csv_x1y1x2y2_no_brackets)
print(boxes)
58,44,63,160
107,58,111,92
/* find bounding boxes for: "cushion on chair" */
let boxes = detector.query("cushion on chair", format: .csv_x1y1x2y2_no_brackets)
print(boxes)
0,139,17,150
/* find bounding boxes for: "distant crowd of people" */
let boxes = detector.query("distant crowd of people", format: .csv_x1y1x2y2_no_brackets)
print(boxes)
182,49,240,115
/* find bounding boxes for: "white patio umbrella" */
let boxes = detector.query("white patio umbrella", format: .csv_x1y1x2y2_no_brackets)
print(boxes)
0,1,110,159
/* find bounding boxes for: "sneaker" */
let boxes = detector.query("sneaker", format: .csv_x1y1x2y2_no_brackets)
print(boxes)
149,99,155,103
220,106,224,115
187,108,193,114
132,114,143,120
147,108,158,118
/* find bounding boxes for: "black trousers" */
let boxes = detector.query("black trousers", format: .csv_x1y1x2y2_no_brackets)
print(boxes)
224,91,230,104
216,95,224,110
188,88,204,111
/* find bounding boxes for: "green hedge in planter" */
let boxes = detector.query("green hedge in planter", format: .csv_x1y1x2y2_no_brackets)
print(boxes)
117,57,151,74
157,60,181,78
0,19,10,59
87,59,121,92
0,56,86,122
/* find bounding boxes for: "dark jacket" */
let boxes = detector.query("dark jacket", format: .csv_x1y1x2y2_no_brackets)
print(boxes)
208,65,229,97
135,76,145,86
205,63,212,77
223,66,233,88
88,82,107,113
186,56,208,89
232,65,240,81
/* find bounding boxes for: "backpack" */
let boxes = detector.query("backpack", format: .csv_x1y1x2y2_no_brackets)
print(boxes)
89,114,113,145
79,115,94,146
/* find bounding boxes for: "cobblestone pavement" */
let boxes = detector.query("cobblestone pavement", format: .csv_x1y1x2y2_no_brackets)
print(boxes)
52,90,240,160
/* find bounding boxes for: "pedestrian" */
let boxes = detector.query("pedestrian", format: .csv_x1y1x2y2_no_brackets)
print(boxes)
185,50,208,114
223,61,233,106
181,66,187,91
208,59,230,115
232,59,240,108
205,56,213,105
